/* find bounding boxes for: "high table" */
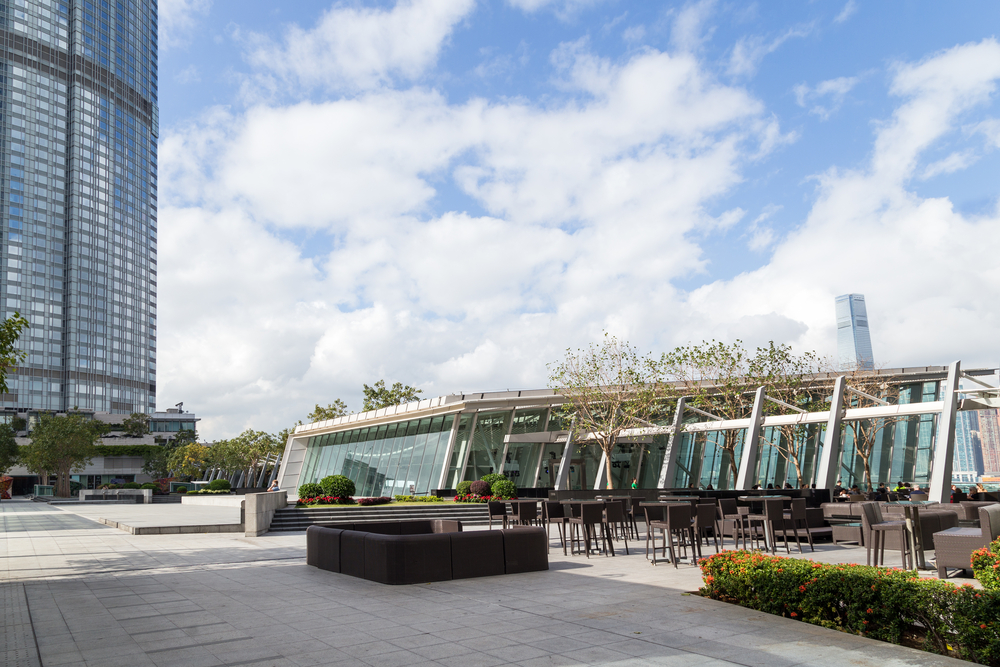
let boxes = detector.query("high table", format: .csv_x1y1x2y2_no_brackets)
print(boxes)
558,500,608,555
507,498,541,526
885,501,932,570
639,502,698,565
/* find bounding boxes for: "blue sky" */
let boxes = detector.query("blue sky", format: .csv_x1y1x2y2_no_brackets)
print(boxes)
153,0,1000,438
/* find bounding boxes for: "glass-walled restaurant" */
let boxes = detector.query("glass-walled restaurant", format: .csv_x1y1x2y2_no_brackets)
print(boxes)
288,373,965,497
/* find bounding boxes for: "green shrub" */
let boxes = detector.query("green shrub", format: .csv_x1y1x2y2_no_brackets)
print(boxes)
320,475,355,499
393,495,444,503
456,481,473,496
207,479,231,491
973,537,1000,591
480,473,506,487
297,483,324,499
69,480,83,495
490,479,517,499
175,486,187,494
122,482,141,489
140,482,159,490
701,550,1000,664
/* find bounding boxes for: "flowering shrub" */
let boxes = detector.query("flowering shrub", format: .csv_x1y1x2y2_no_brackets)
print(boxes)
973,537,1000,592
296,495,357,506
454,493,517,503
357,496,393,506
701,550,1000,664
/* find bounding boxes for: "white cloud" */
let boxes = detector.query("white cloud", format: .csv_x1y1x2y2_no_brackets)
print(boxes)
507,0,607,20
682,39,1000,370
794,75,858,119
158,42,775,438
174,65,201,84
834,0,858,24
744,204,782,251
728,23,814,77
241,0,476,94
921,150,978,179
671,0,716,53
158,0,211,50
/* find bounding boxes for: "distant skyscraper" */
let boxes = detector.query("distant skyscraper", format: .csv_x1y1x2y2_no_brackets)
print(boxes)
979,409,1000,474
1,0,158,413
953,408,984,484
836,294,874,371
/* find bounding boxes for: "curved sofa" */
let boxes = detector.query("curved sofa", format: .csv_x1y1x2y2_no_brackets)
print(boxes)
306,520,548,585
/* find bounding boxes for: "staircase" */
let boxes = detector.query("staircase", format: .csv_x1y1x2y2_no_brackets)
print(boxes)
269,503,490,532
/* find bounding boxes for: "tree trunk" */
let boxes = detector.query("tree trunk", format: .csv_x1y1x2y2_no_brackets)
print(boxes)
603,441,614,490
56,463,72,497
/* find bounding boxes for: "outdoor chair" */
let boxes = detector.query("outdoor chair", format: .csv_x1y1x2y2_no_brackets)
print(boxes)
542,501,569,555
860,502,911,568
568,502,611,558
659,503,696,567
935,504,1000,578
694,503,719,556
717,498,746,550
515,500,540,527
643,504,666,562
737,505,766,551
602,500,629,555
488,501,509,530
763,498,791,554
781,498,813,552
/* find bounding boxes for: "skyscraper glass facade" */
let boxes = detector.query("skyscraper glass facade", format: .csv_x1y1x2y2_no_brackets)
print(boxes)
0,0,157,413
836,293,874,371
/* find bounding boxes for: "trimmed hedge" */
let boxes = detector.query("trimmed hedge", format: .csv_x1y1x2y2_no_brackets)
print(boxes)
470,480,491,496
207,479,231,491
491,479,517,499
700,550,1000,665
393,495,444,503
456,481,473,496
320,475,355,499
122,482,141,489
973,537,1000,592
357,496,393,506
297,483,324,499
480,473,507,487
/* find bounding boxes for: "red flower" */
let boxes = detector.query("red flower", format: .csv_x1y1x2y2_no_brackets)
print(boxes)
981,624,988,629
790,612,798,618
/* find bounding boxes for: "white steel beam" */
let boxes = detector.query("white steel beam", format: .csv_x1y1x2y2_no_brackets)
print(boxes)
554,417,576,491
816,376,846,490
736,387,766,489
929,361,961,504
657,397,687,487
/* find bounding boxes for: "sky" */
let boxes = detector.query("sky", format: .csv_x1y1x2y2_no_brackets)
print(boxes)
154,0,1000,440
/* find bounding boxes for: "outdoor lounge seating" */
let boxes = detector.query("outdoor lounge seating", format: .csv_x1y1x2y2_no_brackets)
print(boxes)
934,504,1000,579
306,520,548,584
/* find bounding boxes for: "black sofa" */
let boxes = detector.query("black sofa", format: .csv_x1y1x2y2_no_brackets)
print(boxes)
306,520,548,585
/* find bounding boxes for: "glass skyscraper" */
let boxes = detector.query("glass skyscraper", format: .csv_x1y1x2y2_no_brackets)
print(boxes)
835,293,874,371
1,0,157,413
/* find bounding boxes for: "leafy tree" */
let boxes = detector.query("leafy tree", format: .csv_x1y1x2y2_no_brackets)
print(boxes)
122,412,150,437
308,400,348,422
167,443,211,479
21,413,103,497
143,428,198,479
208,429,282,484
549,333,671,490
0,423,18,476
661,340,764,489
362,381,422,412
0,312,29,394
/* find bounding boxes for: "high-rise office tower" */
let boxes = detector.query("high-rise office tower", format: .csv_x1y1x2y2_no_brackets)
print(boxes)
953,408,984,484
980,409,1000,475
1,0,157,413
835,293,874,371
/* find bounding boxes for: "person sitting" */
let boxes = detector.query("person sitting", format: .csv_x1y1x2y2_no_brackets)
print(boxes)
783,482,793,489
833,480,845,496
705,484,714,490
894,480,907,492
837,488,851,499
268,480,281,492
950,485,967,503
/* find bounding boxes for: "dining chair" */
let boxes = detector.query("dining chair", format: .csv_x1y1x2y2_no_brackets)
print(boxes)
542,501,568,555
602,500,629,556
568,503,610,558
487,501,509,530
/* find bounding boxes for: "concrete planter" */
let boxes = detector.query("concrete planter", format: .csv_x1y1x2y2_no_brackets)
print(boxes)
79,489,153,504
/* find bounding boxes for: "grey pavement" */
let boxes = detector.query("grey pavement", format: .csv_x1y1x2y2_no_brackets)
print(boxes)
0,500,974,667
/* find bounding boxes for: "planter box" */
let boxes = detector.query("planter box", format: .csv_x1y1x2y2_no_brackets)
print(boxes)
79,489,152,504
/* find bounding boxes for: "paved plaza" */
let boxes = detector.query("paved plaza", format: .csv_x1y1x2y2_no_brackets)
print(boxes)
0,500,974,667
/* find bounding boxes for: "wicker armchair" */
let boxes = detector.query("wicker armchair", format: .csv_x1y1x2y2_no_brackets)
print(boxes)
934,503,1000,578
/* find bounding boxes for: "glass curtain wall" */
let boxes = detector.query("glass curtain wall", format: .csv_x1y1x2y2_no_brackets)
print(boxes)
502,408,548,486
299,415,455,496
463,411,510,481
444,414,473,489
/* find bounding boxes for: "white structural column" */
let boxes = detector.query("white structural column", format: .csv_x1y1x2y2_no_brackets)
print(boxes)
735,387,767,489
554,418,576,491
434,412,463,490
657,397,687,488
815,375,846,489
928,361,961,504
594,450,608,490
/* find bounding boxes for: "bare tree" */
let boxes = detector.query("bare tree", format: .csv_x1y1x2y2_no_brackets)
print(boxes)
548,333,671,490
837,365,902,492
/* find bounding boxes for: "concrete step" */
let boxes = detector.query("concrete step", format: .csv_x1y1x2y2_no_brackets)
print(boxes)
152,495,183,504
269,503,490,531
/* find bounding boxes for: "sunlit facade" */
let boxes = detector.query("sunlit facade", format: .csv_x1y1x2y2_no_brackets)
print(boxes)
277,365,996,497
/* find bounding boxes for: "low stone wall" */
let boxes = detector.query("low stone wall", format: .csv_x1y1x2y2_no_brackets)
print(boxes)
180,495,245,507
79,489,152,504
244,490,287,537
